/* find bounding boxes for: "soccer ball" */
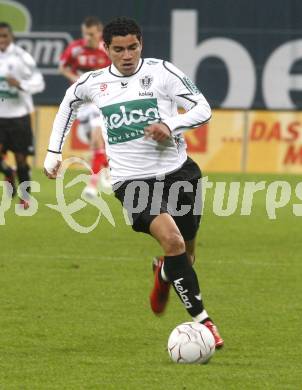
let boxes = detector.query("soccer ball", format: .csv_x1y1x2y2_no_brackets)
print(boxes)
167,322,215,364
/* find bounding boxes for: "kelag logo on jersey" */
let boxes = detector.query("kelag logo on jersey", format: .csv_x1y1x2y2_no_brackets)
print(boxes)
101,98,160,144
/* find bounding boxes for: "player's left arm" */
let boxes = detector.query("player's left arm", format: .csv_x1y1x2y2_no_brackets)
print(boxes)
160,61,211,135
10,51,45,94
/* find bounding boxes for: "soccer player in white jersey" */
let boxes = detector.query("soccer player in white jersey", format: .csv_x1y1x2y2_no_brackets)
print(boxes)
44,17,224,348
0,22,45,208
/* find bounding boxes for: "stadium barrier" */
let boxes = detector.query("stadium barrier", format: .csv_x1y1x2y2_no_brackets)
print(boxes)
6,107,302,174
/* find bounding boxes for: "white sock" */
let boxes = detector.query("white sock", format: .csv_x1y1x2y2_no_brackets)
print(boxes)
192,309,209,323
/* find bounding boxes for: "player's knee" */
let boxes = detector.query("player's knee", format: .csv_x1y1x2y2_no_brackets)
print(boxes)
162,231,185,255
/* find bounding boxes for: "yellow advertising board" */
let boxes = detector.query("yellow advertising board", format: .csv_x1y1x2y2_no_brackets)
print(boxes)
188,109,302,174
18,106,302,174
189,110,244,173
246,111,302,174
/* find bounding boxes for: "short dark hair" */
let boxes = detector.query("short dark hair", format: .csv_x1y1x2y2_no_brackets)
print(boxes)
103,17,142,46
0,22,13,33
82,16,103,29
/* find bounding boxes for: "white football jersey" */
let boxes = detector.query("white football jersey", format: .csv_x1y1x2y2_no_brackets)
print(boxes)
48,58,211,184
0,43,45,118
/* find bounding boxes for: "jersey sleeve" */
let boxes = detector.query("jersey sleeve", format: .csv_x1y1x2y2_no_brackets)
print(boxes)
18,50,45,94
161,61,211,134
47,73,92,153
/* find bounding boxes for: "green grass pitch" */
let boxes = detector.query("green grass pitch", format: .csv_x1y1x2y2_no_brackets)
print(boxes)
0,169,301,389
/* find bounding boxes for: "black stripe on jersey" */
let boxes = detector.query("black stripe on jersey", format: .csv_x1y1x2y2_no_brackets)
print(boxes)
163,61,205,104
57,73,95,152
58,107,74,152
176,93,198,107
47,149,61,154
168,115,212,133
109,59,144,78
163,61,211,129
163,60,196,94
74,72,94,99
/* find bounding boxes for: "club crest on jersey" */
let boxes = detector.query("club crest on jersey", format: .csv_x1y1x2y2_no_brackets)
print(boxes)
140,75,153,90
139,75,154,97
121,81,128,88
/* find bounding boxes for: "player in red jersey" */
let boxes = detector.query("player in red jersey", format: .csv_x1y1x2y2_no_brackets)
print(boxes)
59,16,111,196
59,16,111,82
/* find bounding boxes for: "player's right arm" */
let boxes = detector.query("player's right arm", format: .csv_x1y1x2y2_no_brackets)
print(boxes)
44,73,91,178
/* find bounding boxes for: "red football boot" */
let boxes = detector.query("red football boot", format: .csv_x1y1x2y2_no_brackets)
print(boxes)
203,319,224,349
150,256,170,315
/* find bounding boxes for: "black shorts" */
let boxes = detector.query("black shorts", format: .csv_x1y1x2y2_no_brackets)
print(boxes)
114,157,202,241
0,115,34,155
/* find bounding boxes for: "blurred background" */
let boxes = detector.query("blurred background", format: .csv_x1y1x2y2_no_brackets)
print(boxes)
2,0,302,174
